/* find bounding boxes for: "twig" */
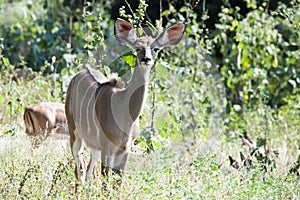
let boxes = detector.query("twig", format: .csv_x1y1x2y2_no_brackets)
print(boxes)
150,63,157,130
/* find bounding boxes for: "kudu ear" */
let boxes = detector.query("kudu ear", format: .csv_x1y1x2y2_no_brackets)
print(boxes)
115,18,137,47
153,22,185,48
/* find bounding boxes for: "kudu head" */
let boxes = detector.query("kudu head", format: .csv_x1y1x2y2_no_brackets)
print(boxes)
114,18,185,69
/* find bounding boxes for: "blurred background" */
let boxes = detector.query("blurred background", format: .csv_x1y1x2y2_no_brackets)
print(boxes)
0,0,299,151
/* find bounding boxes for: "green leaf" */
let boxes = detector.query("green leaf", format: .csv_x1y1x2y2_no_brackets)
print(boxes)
2,57,10,67
0,96,4,104
123,53,136,67
60,67,68,76
256,137,266,147
137,27,143,36
179,6,188,13
7,101,12,116
103,66,110,76
156,116,167,130
4,128,16,136
156,62,168,80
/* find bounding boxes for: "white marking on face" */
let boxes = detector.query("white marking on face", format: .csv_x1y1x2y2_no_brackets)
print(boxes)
141,47,154,66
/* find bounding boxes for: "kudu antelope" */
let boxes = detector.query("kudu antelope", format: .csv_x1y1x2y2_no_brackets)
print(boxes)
24,102,68,146
65,18,185,184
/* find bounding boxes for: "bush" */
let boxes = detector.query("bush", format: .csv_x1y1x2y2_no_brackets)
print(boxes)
212,1,300,109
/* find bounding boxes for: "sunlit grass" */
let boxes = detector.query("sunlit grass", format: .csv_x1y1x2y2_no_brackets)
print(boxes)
0,71,299,199
0,125,299,199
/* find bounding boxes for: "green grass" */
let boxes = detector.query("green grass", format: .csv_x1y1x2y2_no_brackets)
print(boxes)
0,126,299,199
0,70,299,199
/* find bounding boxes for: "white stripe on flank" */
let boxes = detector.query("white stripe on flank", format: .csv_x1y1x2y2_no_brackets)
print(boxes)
92,91,101,142
75,73,90,129
78,80,97,134
75,73,90,100
86,82,98,135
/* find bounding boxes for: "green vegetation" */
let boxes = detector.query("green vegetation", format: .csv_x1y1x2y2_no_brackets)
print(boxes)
0,0,299,199
0,117,299,199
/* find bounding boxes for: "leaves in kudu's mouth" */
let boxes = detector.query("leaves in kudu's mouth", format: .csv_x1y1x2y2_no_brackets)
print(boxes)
122,52,136,67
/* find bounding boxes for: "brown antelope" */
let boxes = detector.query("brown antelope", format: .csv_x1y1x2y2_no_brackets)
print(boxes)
65,18,185,184
24,102,68,146
12,68,35,83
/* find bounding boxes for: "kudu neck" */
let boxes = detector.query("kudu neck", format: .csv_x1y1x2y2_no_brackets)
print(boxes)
128,63,152,88
124,63,152,122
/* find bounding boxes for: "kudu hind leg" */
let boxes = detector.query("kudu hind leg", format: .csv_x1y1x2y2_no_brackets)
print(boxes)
71,129,86,182
100,152,113,176
86,149,100,182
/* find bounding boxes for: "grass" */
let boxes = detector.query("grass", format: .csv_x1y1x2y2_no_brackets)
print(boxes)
0,123,299,199
0,70,299,199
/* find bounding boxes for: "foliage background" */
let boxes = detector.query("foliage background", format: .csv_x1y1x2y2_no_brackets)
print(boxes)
0,0,299,198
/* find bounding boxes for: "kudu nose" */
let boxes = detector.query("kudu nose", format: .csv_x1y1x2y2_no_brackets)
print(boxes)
142,57,151,63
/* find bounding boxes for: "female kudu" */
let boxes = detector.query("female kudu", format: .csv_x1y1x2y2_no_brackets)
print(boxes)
65,18,185,184
24,102,68,147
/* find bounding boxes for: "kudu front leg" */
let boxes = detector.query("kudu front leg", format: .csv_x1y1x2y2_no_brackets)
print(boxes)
111,150,130,188
100,153,114,190
100,151,128,189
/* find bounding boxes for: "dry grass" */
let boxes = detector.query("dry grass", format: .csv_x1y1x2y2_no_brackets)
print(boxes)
0,121,299,199
0,71,299,199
